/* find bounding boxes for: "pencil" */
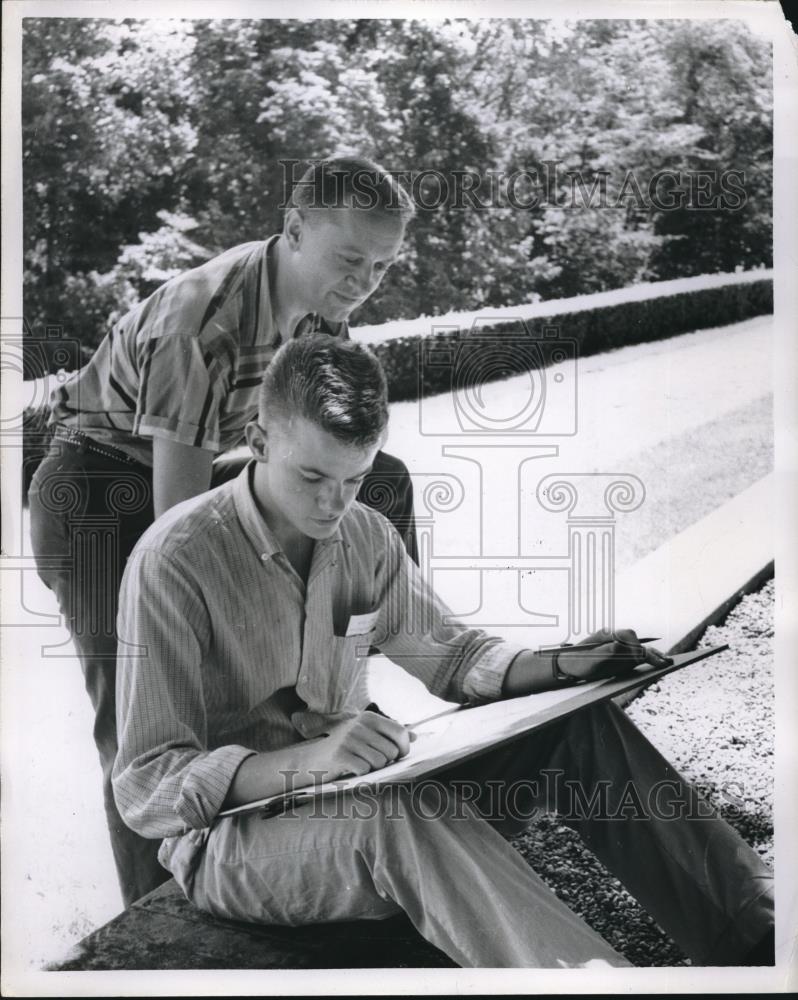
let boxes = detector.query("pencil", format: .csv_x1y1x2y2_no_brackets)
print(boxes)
542,636,661,655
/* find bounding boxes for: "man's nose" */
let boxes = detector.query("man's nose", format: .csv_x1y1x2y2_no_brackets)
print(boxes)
347,262,377,297
318,481,347,515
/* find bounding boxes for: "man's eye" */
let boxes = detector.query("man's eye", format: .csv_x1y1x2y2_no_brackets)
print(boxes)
301,474,322,484
343,255,360,265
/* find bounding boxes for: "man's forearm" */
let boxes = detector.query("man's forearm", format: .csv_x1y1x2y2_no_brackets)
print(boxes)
502,631,670,696
152,437,215,518
224,738,338,808
225,706,415,809
501,649,563,698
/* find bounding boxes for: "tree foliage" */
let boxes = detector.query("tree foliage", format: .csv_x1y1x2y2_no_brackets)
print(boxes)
21,17,772,359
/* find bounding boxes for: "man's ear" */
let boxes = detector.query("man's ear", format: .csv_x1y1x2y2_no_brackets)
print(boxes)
282,207,305,251
245,421,269,462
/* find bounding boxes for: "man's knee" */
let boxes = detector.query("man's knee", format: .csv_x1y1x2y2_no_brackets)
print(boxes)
324,783,451,829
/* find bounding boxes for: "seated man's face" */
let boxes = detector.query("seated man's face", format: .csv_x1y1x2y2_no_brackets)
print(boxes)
292,206,405,322
253,414,383,541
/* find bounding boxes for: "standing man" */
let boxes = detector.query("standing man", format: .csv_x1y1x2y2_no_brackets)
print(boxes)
28,156,417,906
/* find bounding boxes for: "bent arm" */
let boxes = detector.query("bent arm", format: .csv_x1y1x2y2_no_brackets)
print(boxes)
114,547,250,838
502,630,673,697
224,742,330,808
371,521,527,703
152,437,214,518
224,710,413,808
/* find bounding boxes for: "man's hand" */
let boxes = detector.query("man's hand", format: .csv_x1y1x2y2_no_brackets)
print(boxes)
502,628,673,697
557,628,672,682
223,709,415,809
321,709,415,779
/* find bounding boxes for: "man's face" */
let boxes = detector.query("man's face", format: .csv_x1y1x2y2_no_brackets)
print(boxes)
288,206,405,322
248,414,383,542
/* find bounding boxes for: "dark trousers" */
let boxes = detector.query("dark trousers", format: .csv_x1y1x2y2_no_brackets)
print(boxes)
27,439,418,907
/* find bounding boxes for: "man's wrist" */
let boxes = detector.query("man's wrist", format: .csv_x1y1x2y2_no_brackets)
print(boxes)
551,649,580,685
502,648,573,697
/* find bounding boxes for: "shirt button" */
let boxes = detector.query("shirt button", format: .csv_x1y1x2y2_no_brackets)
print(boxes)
260,553,269,562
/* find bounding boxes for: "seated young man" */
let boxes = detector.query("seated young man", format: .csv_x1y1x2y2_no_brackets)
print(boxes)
113,335,774,968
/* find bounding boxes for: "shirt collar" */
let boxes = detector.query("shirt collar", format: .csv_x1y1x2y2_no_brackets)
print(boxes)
232,460,344,563
264,235,280,340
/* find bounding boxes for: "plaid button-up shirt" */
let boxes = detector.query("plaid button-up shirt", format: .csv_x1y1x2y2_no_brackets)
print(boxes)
113,463,525,839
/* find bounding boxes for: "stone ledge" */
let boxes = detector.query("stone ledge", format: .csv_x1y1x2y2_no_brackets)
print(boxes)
612,473,773,711
48,880,454,971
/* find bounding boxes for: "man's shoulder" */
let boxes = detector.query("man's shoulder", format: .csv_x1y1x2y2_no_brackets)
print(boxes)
125,240,271,336
340,501,401,557
161,240,267,299
132,484,239,565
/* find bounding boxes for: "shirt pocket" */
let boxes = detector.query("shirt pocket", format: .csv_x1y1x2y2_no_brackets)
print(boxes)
317,629,376,714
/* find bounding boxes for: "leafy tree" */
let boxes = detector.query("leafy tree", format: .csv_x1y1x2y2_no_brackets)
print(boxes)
646,20,772,277
23,18,197,348
21,16,773,368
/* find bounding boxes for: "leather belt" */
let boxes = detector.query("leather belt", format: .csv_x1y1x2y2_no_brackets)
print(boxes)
52,425,146,468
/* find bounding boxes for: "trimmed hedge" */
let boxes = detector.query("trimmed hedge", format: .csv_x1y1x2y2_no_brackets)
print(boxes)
21,273,772,500
372,276,773,403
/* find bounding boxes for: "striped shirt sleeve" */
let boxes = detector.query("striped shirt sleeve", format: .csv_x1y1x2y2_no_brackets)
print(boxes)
113,547,256,838
129,252,250,452
371,519,527,704
133,331,232,452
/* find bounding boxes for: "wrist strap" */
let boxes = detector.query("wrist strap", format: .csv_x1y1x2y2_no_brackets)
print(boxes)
551,649,577,684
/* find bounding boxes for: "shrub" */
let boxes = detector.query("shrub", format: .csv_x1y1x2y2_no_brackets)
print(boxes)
21,272,772,502
372,276,773,403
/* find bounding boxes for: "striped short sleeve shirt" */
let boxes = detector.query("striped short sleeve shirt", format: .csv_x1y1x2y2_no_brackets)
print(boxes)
50,236,347,467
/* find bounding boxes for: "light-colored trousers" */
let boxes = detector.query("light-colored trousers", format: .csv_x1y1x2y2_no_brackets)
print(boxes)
160,701,774,968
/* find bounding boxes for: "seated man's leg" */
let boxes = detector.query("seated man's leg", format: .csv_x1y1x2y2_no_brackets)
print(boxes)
357,451,418,564
441,700,774,966
161,784,630,968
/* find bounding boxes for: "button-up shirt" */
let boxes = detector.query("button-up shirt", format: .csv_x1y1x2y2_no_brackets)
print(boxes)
50,237,347,466
113,463,525,839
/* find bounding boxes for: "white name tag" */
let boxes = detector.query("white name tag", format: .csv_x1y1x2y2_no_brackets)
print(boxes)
345,610,380,637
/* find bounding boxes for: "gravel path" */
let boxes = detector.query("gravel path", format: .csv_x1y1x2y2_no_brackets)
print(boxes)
510,578,775,966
